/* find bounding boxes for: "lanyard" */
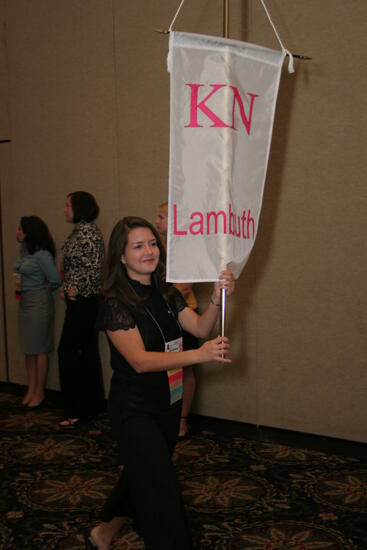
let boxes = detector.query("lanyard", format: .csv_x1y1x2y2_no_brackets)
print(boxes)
128,282,182,346
128,282,184,405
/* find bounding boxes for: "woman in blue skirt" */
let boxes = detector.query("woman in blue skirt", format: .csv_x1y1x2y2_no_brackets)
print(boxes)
14,216,61,409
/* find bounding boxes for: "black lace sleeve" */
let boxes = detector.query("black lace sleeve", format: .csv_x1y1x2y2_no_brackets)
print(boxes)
170,287,188,314
97,296,136,332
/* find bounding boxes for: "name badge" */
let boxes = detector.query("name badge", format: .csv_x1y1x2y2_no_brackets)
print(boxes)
166,337,183,405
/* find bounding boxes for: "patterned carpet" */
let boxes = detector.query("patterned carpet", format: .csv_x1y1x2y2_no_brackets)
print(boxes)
0,388,366,549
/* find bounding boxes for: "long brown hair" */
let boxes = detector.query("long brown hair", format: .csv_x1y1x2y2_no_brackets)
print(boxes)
102,216,173,307
21,216,56,258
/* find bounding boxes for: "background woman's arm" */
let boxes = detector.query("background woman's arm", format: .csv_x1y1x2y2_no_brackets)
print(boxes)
37,250,62,289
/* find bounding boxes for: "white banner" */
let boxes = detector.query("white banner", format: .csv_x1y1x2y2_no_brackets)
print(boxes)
166,31,286,282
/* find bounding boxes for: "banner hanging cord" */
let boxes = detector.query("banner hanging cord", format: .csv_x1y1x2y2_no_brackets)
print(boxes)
259,0,294,73
169,0,186,32
165,0,308,70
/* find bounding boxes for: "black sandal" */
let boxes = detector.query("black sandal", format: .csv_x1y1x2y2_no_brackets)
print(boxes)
85,534,97,548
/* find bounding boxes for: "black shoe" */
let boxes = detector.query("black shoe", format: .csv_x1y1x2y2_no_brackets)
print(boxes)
26,398,45,410
178,424,191,440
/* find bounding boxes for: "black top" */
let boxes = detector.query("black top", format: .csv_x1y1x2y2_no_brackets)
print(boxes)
97,279,187,416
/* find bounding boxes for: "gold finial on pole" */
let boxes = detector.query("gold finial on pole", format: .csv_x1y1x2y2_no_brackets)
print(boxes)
154,28,170,34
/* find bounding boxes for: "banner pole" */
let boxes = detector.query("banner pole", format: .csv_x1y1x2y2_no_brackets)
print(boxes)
221,0,229,345
220,287,226,338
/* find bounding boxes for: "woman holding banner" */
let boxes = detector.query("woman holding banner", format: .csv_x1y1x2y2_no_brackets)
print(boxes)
155,201,198,438
88,216,234,550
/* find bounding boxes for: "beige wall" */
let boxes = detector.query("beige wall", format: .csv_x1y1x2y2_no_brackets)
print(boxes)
0,0,366,442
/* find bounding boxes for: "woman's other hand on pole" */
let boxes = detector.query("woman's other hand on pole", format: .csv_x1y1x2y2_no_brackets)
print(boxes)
212,269,235,304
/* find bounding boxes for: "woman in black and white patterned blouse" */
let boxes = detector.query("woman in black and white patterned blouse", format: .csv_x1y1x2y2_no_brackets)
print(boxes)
58,191,105,427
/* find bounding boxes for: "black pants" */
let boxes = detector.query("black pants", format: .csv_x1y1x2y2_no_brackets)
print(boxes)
58,295,105,419
101,409,193,550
